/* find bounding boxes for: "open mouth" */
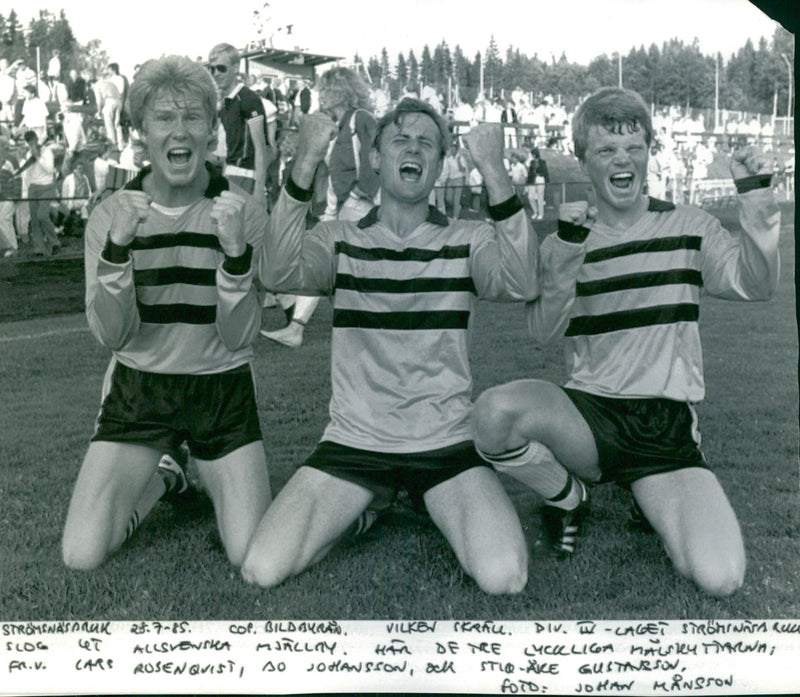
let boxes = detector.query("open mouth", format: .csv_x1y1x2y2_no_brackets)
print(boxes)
609,172,634,190
167,148,192,167
399,161,423,181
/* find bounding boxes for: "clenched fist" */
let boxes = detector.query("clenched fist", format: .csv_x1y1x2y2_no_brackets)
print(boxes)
292,112,338,189
211,190,247,258
730,145,771,181
558,201,597,227
109,191,152,246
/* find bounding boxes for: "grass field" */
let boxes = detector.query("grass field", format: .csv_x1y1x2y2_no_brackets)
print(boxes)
0,204,797,621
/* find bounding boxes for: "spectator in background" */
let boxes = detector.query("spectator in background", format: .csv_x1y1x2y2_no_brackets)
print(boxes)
647,143,666,200
526,146,548,220
17,130,60,256
107,63,130,145
0,59,17,129
18,85,49,142
262,66,378,350
207,42,269,199
0,135,19,256
94,70,123,149
501,99,519,148
60,158,92,234
444,138,468,219
62,69,89,173
47,50,61,87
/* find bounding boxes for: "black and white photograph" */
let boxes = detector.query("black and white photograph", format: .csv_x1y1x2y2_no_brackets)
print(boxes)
0,0,796,693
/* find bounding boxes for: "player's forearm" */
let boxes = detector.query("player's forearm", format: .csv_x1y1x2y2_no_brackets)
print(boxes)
473,199,539,302
216,247,262,351
86,252,141,350
526,223,587,345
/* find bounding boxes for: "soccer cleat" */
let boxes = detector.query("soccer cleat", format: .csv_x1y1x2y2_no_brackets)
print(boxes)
260,320,305,348
536,483,589,558
628,499,655,534
158,447,190,502
342,506,388,543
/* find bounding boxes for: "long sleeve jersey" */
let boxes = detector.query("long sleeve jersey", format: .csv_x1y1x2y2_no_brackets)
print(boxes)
85,165,267,375
261,180,539,452
527,183,780,402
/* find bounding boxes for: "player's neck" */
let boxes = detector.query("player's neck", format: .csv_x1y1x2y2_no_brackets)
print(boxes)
378,197,430,238
144,169,210,208
596,195,649,232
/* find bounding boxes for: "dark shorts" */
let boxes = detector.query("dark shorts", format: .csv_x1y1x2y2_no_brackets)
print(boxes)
302,440,488,503
563,388,708,487
92,361,263,460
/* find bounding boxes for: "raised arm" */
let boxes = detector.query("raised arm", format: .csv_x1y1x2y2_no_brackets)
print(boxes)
463,123,539,302
700,145,781,301
526,201,596,345
257,112,338,294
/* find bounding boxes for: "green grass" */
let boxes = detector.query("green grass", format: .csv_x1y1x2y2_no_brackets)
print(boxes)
0,204,797,620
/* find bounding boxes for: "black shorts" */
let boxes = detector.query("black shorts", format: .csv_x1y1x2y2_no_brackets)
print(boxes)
563,388,708,487
92,361,263,460
302,440,488,503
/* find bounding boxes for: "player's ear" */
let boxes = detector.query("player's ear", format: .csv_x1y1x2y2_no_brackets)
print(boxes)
369,146,380,171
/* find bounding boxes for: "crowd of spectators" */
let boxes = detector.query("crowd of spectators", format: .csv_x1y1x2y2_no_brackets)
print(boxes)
0,52,794,259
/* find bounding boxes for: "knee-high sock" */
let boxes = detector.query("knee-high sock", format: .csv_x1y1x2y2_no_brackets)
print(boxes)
122,471,169,543
477,441,585,510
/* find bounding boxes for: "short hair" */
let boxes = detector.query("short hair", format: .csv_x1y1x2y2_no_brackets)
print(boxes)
208,43,239,65
571,87,653,161
23,130,38,144
108,62,120,75
128,55,218,132
316,66,373,112
373,97,450,160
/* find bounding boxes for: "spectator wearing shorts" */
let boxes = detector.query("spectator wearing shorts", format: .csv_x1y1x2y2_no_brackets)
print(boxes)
61,55,272,572
472,87,781,597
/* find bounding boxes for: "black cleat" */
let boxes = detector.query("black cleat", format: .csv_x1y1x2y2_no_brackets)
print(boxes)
536,483,589,558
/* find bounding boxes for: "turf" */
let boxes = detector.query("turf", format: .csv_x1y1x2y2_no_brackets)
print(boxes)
0,203,797,620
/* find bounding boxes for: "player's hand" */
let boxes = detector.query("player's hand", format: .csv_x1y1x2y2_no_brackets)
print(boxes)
292,112,337,188
558,201,597,227
730,145,770,180
108,190,151,246
211,190,248,258
462,123,505,176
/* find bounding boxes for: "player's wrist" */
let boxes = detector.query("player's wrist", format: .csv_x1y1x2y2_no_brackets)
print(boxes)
102,236,131,263
222,243,253,275
734,173,772,194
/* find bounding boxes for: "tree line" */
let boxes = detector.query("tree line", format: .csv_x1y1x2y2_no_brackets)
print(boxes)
1,8,794,118
363,28,794,115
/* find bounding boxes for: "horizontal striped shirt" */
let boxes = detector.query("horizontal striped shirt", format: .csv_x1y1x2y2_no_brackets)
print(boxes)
85,165,267,374
262,186,538,452
528,191,780,402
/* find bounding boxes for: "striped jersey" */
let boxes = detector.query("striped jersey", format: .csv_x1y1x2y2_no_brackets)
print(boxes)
85,165,267,374
528,189,780,402
262,185,538,453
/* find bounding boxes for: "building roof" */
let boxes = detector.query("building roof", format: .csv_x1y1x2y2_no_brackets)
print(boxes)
241,46,341,69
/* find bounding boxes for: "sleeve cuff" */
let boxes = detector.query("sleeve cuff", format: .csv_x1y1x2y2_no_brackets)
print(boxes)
101,237,131,263
286,175,314,202
487,194,523,221
557,219,591,244
222,244,253,275
735,174,773,194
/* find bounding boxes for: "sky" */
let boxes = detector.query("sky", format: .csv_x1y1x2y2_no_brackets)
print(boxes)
15,0,783,78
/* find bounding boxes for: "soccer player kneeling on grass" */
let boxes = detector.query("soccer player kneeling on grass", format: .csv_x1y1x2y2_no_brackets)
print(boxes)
472,87,780,597
62,55,272,571
240,100,540,594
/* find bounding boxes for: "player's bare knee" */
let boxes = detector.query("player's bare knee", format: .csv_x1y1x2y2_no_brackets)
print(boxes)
471,554,528,596
472,387,516,451
62,536,106,571
692,557,745,598
240,554,285,589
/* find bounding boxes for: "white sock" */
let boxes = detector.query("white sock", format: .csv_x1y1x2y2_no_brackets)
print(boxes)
478,441,585,510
